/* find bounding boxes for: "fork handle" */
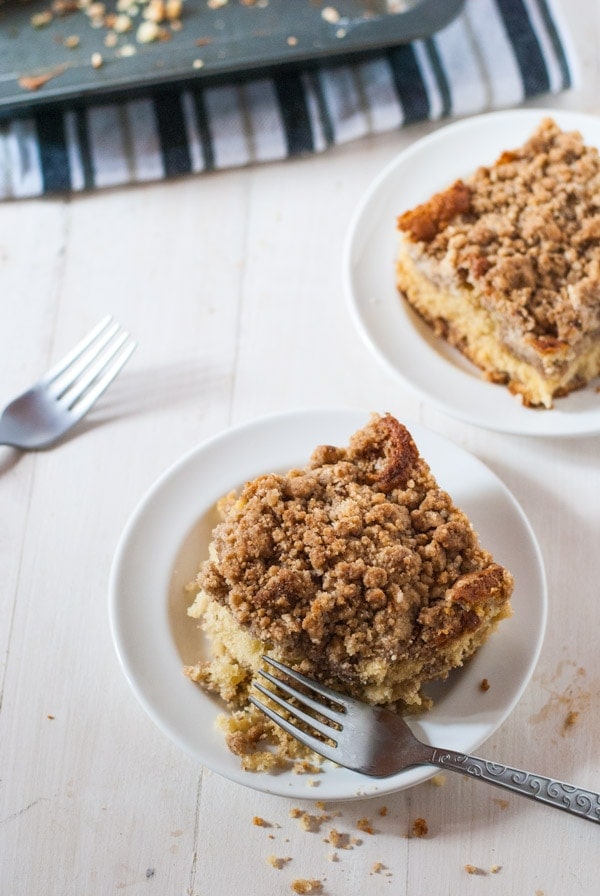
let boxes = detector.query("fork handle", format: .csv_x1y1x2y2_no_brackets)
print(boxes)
425,747,600,823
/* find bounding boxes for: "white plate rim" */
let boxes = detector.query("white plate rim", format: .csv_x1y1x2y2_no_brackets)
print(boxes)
343,108,600,437
109,407,547,801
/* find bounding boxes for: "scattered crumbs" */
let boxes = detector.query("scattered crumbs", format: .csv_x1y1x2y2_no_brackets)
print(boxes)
563,709,579,731
289,809,331,833
137,20,163,42
116,43,136,56
47,714,55,720
321,5,340,23
379,806,388,817
430,774,446,787
63,34,80,48
357,817,375,835
192,59,205,69
464,865,486,876
480,678,491,692
145,868,155,878
490,865,502,874
91,52,103,68
286,35,298,46
492,798,509,810
294,760,322,776
409,817,428,838
31,10,53,27
18,66,66,91
315,801,326,811
267,855,292,870
372,861,385,874
327,852,339,863
252,816,272,828
325,829,352,850
291,880,323,894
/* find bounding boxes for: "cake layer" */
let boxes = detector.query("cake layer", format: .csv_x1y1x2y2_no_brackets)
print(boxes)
397,248,600,408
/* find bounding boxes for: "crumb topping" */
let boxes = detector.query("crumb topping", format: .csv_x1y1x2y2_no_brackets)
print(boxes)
196,413,512,696
397,118,600,350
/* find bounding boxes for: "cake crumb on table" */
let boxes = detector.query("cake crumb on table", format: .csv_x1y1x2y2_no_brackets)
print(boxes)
291,879,323,894
408,817,429,838
325,829,353,850
357,817,375,835
289,809,330,833
464,864,486,875
267,855,292,869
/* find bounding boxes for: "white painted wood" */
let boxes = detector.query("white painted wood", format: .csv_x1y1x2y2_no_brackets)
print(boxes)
1,3,599,892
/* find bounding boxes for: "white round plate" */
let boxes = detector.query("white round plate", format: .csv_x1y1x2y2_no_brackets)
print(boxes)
344,108,600,437
109,408,546,801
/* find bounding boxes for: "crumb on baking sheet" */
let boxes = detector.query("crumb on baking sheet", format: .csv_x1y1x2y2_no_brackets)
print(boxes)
18,66,66,91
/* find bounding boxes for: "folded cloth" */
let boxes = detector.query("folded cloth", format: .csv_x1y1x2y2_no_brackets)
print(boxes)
0,0,574,199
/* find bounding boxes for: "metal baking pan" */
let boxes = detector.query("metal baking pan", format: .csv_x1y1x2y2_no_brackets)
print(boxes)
0,0,465,115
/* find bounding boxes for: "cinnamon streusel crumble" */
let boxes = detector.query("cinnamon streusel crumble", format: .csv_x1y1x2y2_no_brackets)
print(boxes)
396,118,600,408
184,414,513,770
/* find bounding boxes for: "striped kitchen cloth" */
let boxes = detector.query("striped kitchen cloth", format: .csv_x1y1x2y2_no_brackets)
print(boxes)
0,0,575,199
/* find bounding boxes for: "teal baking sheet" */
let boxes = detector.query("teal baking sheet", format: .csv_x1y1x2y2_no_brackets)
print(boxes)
0,0,464,112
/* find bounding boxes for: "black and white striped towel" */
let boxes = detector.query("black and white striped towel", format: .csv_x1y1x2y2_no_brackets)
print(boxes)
0,0,574,199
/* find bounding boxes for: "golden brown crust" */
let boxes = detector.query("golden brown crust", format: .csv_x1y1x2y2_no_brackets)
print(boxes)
398,180,472,243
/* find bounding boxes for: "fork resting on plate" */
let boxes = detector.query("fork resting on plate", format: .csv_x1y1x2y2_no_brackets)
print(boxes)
0,316,136,450
251,657,600,824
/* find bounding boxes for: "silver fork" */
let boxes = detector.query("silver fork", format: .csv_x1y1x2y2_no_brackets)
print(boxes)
251,657,600,824
0,316,136,449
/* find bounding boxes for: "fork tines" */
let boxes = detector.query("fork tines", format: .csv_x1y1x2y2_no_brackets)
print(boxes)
44,315,137,413
250,657,348,762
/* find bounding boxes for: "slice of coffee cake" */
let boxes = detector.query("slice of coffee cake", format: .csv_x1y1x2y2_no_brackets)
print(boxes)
184,414,513,770
396,118,600,408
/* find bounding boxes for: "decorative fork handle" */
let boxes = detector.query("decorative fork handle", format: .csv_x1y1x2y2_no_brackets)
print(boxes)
427,748,600,823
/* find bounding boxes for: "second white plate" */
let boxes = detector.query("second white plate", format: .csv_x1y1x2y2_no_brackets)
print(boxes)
344,108,600,437
109,408,547,801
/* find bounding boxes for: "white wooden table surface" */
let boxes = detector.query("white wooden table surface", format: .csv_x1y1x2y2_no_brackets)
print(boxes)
1,2,599,893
